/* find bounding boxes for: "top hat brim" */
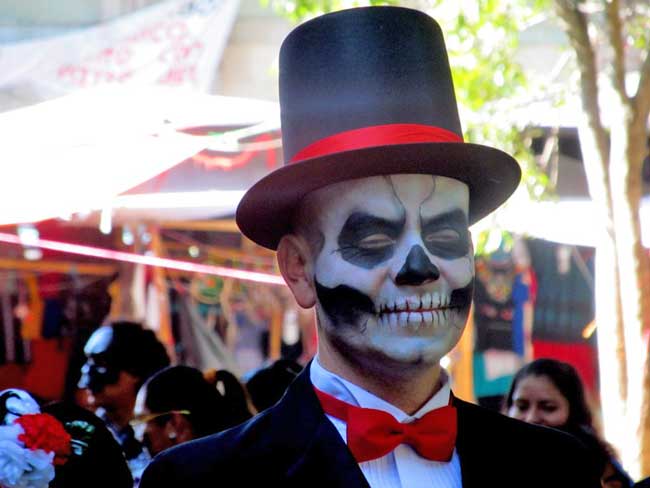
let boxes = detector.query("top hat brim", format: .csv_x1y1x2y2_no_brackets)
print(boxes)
236,142,520,250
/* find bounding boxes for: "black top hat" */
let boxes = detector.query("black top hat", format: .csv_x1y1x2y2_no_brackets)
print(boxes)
236,6,521,250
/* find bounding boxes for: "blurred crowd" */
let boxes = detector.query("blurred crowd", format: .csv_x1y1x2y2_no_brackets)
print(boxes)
0,319,303,488
1,319,649,488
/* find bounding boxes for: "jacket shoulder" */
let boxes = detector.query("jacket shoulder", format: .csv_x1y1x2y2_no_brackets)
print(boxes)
140,400,311,487
454,399,602,487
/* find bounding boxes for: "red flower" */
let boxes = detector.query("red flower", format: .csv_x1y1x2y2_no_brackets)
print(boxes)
15,413,72,465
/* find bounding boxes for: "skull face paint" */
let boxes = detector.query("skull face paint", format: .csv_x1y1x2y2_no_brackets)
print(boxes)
78,325,121,394
303,174,474,365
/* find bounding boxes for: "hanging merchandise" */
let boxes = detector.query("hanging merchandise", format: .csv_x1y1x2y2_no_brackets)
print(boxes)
190,274,223,305
528,238,594,343
526,238,598,397
20,275,44,341
472,236,536,411
171,282,240,375
474,252,517,352
0,273,28,365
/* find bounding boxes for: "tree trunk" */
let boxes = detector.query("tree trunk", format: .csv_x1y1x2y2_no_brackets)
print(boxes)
609,113,650,475
552,0,650,476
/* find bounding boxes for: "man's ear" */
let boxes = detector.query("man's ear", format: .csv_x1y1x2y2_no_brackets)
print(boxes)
119,371,141,396
276,234,317,309
167,412,193,444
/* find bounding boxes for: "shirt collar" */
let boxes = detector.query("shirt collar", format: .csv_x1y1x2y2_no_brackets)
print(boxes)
310,355,451,422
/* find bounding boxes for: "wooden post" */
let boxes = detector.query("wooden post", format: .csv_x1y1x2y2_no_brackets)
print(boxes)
109,225,145,322
0,258,116,276
269,306,283,360
450,307,475,403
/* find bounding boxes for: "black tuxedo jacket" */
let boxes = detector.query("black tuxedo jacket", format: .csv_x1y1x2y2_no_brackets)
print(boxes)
140,366,601,487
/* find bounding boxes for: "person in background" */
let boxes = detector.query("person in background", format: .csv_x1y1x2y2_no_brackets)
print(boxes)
245,358,303,412
43,400,133,488
132,365,251,457
203,368,254,424
78,320,170,483
504,358,633,488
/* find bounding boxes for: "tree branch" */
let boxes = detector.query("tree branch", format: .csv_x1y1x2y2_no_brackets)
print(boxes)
633,47,650,124
604,0,629,105
553,0,609,159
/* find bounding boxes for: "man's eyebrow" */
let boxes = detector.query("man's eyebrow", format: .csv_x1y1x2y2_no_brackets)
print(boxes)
420,208,468,228
344,212,404,229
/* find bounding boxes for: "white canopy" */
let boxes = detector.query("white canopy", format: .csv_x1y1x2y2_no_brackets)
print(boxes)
0,85,280,225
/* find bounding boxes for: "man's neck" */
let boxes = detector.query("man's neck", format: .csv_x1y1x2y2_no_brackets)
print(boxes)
102,402,135,430
317,344,443,415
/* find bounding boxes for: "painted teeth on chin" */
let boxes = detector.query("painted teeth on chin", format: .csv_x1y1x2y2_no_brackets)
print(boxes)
433,310,440,325
389,313,399,328
399,312,409,326
376,305,461,329
379,294,458,314
408,312,422,328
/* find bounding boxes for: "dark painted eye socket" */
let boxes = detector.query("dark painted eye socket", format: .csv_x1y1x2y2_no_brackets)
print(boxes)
420,209,469,259
357,234,395,249
337,212,405,269
422,230,468,259
424,229,461,243
340,243,395,268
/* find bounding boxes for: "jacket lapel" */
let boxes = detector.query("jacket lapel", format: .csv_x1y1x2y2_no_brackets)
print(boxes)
456,396,527,488
453,396,487,488
281,364,370,488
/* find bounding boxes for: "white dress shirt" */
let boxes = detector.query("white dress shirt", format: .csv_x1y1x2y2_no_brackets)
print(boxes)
310,357,462,488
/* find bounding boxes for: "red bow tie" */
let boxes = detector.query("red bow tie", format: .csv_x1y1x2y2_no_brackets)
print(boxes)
314,387,457,463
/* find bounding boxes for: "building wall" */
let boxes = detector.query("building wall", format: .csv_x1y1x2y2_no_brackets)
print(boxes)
216,0,292,101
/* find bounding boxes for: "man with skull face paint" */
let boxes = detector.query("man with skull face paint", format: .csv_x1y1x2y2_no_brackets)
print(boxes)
141,7,600,488
79,321,170,484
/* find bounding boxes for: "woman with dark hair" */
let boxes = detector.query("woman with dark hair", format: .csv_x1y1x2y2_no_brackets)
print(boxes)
504,357,592,427
132,366,251,457
504,358,632,488
204,368,254,424
245,358,303,412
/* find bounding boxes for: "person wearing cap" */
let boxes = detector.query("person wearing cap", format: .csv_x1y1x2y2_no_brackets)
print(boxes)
140,7,601,487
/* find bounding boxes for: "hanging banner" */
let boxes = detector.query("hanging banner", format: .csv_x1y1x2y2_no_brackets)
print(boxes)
0,0,240,96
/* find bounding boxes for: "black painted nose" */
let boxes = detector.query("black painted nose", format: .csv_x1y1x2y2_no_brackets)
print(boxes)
395,245,440,286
